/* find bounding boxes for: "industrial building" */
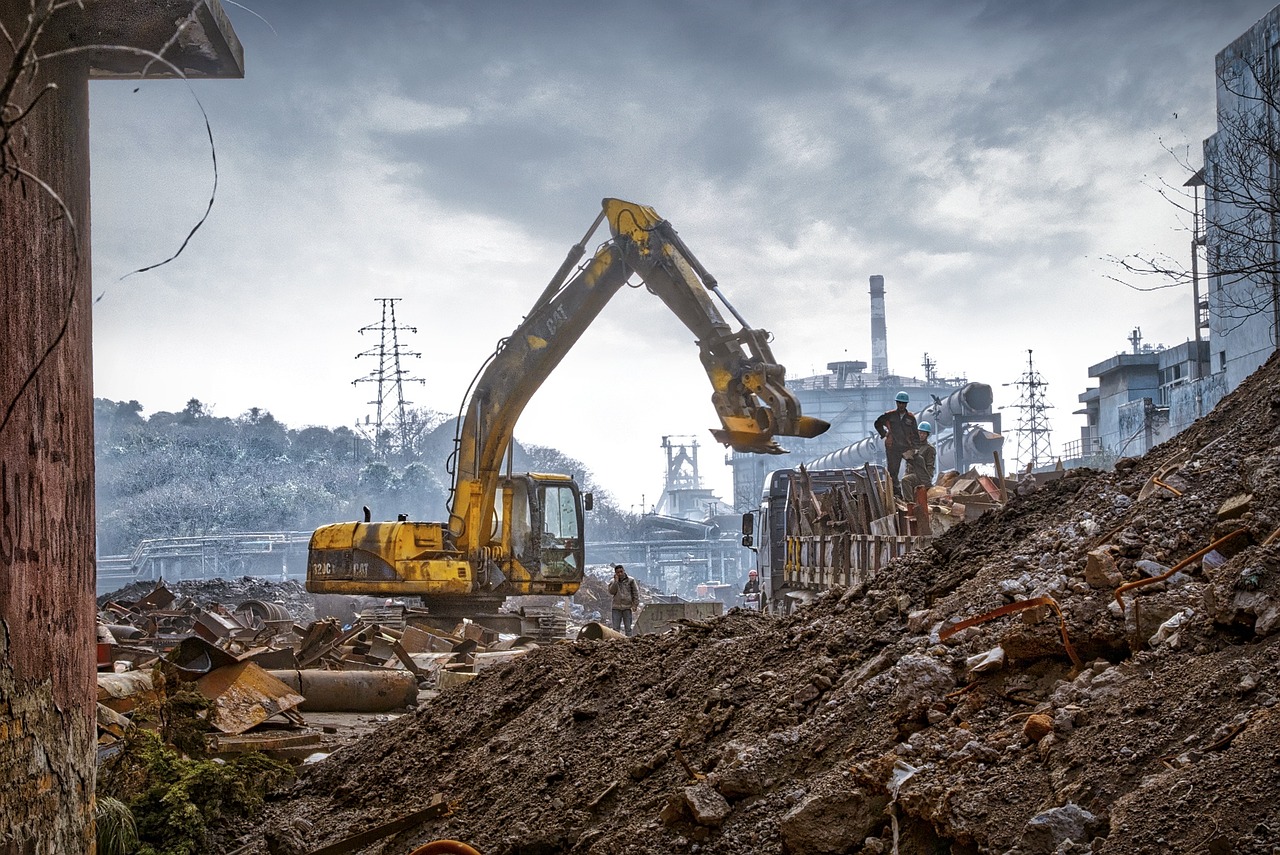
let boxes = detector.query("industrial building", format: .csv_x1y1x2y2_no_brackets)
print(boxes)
729,275,993,511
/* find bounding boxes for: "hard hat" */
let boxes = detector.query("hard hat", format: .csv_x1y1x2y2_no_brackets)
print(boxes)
895,391,909,403
919,421,932,434
749,569,758,577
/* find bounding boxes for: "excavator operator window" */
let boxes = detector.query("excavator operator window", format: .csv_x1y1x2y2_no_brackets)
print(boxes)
538,483,581,578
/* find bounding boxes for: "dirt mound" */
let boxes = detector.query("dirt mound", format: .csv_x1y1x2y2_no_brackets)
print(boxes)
224,355,1280,855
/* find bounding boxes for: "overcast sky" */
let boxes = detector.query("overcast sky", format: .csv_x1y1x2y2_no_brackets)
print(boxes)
88,0,1278,510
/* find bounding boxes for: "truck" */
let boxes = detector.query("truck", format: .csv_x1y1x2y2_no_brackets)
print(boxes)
742,465,929,613
306,198,829,626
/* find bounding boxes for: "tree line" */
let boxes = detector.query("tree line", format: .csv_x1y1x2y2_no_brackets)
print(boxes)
94,398,638,556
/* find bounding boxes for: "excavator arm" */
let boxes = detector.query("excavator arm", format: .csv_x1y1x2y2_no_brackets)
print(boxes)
449,197,829,551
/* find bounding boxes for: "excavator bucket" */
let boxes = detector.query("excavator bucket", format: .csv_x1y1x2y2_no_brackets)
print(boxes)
712,415,830,455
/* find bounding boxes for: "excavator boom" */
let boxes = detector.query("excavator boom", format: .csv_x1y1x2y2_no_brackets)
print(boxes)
307,198,828,617
450,197,829,550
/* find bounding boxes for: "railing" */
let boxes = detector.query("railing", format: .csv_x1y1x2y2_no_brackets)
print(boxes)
1060,437,1103,461
784,533,927,592
96,531,314,595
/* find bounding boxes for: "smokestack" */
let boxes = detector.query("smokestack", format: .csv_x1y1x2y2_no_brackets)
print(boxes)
869,275,888,378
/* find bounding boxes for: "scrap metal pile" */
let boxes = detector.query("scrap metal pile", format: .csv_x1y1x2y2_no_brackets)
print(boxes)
95,582,538,763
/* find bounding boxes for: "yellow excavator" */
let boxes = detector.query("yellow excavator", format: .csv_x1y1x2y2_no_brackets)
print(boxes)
305,198,828,623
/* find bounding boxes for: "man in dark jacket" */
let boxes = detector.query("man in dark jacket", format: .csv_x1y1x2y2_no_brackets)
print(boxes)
608,564,640,636
873,391,919,499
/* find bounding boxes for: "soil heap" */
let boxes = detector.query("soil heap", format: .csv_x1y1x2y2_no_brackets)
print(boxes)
229,355,1280,855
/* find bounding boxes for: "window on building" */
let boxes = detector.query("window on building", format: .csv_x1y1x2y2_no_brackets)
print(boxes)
1220,350,1227,371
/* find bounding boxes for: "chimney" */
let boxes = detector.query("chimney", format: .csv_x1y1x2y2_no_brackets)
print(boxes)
869,275,888,378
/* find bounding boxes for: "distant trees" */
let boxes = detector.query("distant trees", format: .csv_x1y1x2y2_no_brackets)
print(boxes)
94,399,634,555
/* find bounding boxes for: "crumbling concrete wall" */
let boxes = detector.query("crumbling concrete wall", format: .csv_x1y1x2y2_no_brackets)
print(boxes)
0,29,97,853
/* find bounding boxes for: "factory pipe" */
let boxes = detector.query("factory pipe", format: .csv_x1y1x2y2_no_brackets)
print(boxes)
935,425,1004,465
807,424,1004,472
914,382,994,427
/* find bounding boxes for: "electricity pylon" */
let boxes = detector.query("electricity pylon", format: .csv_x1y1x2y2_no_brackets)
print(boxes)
354,298,424,460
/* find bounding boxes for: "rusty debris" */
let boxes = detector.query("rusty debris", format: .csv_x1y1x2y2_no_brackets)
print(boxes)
1113,528,1249,612
93,580,543,760
940,595,1083,669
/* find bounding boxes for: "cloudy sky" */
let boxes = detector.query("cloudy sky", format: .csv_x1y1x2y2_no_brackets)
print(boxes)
88,0,1277,509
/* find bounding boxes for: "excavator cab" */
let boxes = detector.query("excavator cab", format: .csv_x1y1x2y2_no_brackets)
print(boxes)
496,474,585,587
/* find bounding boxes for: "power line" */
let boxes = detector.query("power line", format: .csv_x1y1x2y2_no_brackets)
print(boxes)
353,298,424,460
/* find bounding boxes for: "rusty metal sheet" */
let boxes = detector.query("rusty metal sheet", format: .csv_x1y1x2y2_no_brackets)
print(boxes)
167,635,239,679
195,662,305,735
135,584,176,611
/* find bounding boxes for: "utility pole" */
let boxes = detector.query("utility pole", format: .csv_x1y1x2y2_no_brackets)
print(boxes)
1010,349,1054,471
354,298,424,460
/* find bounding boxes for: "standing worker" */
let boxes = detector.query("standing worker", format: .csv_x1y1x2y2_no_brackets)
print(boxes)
874,391,919,499
901,421,937,499
608,564,640,636
741,568,766,611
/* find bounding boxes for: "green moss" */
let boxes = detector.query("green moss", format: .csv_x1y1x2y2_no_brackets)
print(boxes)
111,731,294,855
97,669,295,855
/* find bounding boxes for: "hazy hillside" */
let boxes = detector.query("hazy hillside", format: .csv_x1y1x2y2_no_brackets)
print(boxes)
93,398,636,554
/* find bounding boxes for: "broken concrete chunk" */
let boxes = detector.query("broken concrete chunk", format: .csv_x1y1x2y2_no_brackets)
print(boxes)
1084,549,1122,588
1217,493,1253,521
681,781,731,826
888,654,957,720
1017,803,1099,854
779,788,888,855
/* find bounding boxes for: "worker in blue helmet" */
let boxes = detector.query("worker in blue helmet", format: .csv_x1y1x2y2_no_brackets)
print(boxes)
874,391,920,498
902,420,937,500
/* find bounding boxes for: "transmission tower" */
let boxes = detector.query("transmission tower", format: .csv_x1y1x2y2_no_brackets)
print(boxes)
353,298,424,460
1009,349,1054,471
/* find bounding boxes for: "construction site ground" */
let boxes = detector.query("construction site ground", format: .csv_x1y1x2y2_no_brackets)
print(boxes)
207,355,1280,855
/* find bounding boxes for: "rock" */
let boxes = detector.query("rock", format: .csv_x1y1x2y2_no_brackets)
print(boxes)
682,781,731,827
1016,803,1099,854
1084,549,1122,588
779,788,888,854
887,654,957,720
1022,713,1053,743
1217,493,1253,521
906,609,934,633
1135,559,1171,578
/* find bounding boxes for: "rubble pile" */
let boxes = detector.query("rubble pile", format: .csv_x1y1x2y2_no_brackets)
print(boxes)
100,576,317,624
224,356,1280,854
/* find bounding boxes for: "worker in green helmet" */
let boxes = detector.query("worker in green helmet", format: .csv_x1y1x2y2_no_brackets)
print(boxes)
901,420,936,499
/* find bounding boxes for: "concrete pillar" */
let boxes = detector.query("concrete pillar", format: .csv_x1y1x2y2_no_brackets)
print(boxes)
0,32,97,853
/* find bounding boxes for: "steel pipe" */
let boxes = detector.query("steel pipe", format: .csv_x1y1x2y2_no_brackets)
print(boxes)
935,425,1004,464
914,382,993,427
267,669,418,712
